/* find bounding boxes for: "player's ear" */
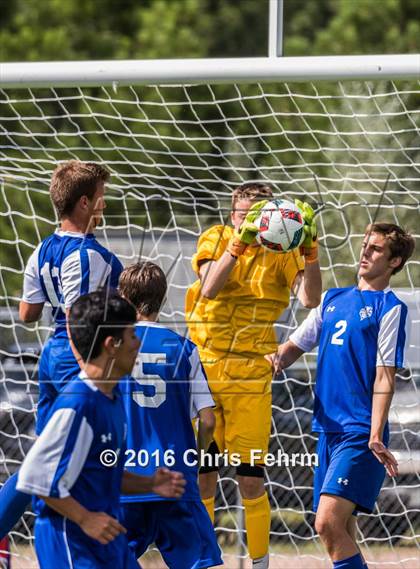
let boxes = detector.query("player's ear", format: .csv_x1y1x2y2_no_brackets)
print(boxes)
103,335,119,355
389,256,402,272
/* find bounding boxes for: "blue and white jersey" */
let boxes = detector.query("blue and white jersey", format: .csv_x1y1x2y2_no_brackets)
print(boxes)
17,372,127,519
22,230,123,338
290,286,408,435
119,322,214,504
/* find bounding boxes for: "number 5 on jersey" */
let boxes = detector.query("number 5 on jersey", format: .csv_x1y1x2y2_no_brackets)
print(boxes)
132,352,167,408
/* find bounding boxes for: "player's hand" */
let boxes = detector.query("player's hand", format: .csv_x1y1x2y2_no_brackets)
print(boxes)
227,200,268,256
264,351,283,375
80,511,126,545
369,440,399,477
295,199,318,263
152,467,186,499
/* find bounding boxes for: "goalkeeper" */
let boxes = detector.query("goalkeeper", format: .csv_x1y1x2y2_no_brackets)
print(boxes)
185,182,322,568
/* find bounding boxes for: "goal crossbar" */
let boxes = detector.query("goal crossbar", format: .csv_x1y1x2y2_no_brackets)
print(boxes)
1,54,419,89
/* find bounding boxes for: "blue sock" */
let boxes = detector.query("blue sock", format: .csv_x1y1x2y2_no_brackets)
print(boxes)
333,553,365,569
0,472,31,539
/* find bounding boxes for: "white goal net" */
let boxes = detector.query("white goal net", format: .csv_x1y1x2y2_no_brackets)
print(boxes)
0,60,419,568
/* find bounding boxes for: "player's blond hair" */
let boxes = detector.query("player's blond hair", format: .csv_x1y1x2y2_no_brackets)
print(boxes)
231,182,273,210
50,160,110,218
366,222,415,274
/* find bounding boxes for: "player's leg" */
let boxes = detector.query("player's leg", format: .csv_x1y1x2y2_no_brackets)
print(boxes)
119,502,156,560
315,432,387,569
346,517,368,569
222,361,272,569
152,501,222,569
315,494,362,566
236,465,270,569
0,472,31,539
198,366,225,524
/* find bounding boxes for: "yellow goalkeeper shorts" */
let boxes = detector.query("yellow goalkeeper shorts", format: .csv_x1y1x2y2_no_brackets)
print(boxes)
200,352,273,464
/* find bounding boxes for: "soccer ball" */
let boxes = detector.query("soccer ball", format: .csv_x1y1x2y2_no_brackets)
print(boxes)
254,199,305,252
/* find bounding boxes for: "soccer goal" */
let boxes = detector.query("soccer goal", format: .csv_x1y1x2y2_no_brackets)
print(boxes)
1,54,419,568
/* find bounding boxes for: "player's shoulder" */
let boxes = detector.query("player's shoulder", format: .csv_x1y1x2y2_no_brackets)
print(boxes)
54,376,97,414
322,286,354,306
137,322,193,346
198,224,233,245
379,288,408,316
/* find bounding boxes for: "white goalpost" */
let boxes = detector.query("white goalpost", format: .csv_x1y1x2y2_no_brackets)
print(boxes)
0,55,419,568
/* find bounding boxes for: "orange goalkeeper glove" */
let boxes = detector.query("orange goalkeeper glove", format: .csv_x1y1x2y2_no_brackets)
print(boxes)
226,200,268,257
295,199,318,263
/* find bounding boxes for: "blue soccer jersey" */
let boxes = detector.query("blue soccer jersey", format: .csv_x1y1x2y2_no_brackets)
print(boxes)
22,230,123,339
16,372,139,569
290,286,408,434
17,372,127,517
119,322,214,503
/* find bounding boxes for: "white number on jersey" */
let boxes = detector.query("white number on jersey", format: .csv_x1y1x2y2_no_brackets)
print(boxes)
131,352,167,408
331,320,347,346
40,262,62,308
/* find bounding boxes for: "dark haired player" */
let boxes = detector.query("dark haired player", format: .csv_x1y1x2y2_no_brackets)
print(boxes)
16,290,185,569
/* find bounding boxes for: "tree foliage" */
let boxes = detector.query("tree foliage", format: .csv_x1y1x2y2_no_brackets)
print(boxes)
0,0,418,295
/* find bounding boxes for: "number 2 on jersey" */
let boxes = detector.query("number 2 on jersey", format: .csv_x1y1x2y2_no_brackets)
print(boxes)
331,320,347,345
131,352,167,408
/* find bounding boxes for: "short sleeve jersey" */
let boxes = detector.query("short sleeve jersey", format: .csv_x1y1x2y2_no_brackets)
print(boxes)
17,373,127,519
185,224,304,357
22,230,123,338
119,322,214,503
290,286,408,435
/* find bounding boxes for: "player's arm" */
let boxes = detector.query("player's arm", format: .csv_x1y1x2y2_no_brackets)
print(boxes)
292,200,322,309
19,245,46,322
121,468,185,498
40,495,126,545
196,407,215,454
265,340,305,374
199,201,267,299
369,366,398,477
369,302,408,477
16,406,125,544
265,295,324,371
188,345,216,452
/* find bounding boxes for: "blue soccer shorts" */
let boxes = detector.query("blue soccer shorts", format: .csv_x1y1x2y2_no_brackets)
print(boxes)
119,500,222,569
313,431,388,514
34,514,139,569
37,337,80,434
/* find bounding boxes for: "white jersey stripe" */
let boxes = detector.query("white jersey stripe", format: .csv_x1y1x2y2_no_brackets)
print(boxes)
16,408,77,497
57,416,94,496
377,303,402,367
188,347,214,419
62,518,74,569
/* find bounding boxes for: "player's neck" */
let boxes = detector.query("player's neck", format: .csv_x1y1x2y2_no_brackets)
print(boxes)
60,217,90,234
358,275,391,291
137,311,158,322
81,363,120,398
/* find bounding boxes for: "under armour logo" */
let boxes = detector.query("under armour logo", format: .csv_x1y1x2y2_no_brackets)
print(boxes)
326,306,336,312
101,433,112,443
359,306,373,321
337,477,349,485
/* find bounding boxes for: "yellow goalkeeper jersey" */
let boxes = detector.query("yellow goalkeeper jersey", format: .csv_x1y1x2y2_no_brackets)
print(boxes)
185,224,304,357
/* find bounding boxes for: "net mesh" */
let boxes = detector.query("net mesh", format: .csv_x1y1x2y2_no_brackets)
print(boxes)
0,77,419,568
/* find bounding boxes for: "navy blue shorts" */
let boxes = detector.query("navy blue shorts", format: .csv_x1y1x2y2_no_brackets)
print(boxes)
119,500,222,569
35,515,139,569
313,431,388,514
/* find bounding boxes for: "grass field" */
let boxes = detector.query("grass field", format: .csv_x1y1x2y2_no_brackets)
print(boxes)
6,544,420,569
